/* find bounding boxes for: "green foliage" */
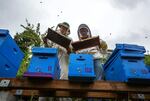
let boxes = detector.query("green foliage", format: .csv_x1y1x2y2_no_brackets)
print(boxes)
14,19,42,53
15,19,42,77
17,52,31,77
145,55,150,66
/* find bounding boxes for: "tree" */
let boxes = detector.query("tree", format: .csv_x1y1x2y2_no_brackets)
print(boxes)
14,19,42,77
145,55,150,66
14,19,42,53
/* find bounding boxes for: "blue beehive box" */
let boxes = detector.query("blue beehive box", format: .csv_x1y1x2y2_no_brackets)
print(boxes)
104,44,150,84
24,47,60,79
0,29,24,78
68,53,96,82
0,55,18,77
146,65,150,72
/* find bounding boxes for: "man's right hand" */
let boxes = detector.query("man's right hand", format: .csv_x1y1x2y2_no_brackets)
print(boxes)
42,37,48,47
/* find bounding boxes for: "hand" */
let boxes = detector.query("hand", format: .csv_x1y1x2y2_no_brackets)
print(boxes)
66,48,72,54
42,37,48,47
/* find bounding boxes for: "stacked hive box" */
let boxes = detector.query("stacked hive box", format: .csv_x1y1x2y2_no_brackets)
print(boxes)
0,29,24,78
146,65,150,72
68,53,96,82
24,47,60,79
104,44,150,84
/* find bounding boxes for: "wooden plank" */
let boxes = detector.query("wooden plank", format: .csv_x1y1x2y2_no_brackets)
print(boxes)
0,78,150,93
129,93,150,100
46,28,72,49
12,90,150,99
71,36,100,51
12,90,121,98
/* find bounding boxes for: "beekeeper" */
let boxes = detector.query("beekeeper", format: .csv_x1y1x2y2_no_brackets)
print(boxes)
43,22,72,80
76,24,108,80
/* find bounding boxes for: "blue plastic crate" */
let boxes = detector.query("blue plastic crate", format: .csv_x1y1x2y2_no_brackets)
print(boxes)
0,29,24,78
24,47,60,79
104,44,150,84
68,53,96,82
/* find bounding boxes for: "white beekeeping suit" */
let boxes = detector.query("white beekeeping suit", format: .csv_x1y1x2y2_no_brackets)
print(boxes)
76,24,108,80
39,22,72,101
43,22,72,80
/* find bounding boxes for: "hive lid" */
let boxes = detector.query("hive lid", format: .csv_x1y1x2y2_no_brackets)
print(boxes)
116,44,146,53
0,29,9,36
120,52,145,58
103,44,146,71
32,47,58,55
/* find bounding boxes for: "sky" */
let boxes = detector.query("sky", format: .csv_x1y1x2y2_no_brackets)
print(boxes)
0,0,150,53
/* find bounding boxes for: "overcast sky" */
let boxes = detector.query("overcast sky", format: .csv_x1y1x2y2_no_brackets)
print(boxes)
0,0,150,53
